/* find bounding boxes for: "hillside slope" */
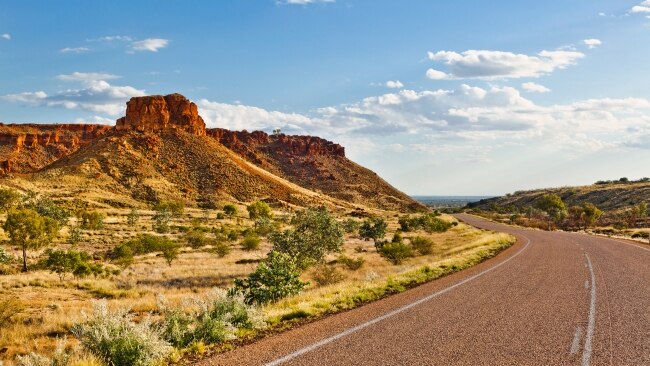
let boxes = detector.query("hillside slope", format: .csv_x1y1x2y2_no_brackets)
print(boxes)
468,181,650,212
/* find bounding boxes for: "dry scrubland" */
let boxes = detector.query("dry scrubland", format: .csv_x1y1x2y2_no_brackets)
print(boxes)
0,204,513,365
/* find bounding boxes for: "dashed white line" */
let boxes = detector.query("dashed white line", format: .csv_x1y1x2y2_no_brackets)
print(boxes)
571,326,583,355
264,236,532,366
582,254,597,366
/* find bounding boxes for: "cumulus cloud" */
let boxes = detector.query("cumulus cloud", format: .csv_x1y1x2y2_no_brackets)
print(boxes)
631,0,650,13
1,33,10,40
3,73,144,116
385,80,404,89
426,48,584,80
60,47,91,54
583,39,602,49
130,38,169,52
522,82,551,93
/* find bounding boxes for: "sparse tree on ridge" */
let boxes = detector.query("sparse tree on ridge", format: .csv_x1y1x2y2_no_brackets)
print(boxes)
3,209,59,272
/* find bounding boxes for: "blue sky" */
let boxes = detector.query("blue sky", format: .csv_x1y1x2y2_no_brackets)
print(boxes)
2,0,650,195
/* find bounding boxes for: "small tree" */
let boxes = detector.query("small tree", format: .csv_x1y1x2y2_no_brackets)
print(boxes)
159,241,180,267
247,201,272,221
568,205,584,230
582,203,603,229
77,210,105,230
223,204,237,219
230,251,308,304
153,200,184,217
535,194,566,230
270,207,343,268
153,210,172,233
0,188,20,212
359,217,388,246
3,209,59,272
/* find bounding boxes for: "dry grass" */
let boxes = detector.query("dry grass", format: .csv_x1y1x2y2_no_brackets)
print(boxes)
0,208,513,364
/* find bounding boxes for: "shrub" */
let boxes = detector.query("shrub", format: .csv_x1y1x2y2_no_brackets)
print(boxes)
241,233,261,251
247,201,272,220
127,208,139,226
231,251,308,304
159,241,180,266
153,200,184,217
410,236,434,255
211,240,231,257
311,265,345,286
185,230,208,249
27,197,71,227
340,218,360,234
42,249,102,281
69,225,82,245
15,339,71,366
378,242,413,265
0,187,20,212
109,245,134,269
254,217,277,237
0,297,23,328
77,210,105,230
338,255,365,271
216,212,225,220
359,217,387,245
223,204,237,218
72,301,172,366
153,210,172,233
0,247,10,265
270,207,343,268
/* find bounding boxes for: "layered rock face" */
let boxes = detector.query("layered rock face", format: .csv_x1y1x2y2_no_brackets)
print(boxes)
116,94,206,136
207,128,345,157
0,123,111,174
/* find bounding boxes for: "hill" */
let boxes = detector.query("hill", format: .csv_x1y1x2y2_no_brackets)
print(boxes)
467,180,650,213
0,94,422,212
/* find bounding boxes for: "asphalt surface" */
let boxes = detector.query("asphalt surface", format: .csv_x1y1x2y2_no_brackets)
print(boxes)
199,214,650,366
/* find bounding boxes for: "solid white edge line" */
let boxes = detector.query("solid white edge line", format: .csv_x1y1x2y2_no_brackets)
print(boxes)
582,254,597,366
571,326,583,354
264,235,532,366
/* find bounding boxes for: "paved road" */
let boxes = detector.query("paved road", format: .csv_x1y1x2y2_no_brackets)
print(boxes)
200,214,650,365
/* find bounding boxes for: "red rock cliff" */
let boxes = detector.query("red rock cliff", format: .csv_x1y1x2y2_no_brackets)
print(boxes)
116,93,206,136
0,123,111,174
207,128,345,157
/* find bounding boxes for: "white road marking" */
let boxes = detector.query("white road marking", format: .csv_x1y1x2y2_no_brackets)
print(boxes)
582,254,597,366
585,280,589,289
571,326,583,354
264,236,532,366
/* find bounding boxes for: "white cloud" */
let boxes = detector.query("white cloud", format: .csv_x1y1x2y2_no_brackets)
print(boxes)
426,48,584,80
130,38,169,52
1,33,10,40
73,116,115,125
385,80,404,89
631,0,650,13
3,73,144,116
56,72,121,81
60,47,91,54
522,82,551,93
426,68,450,80
583,39,602,49
278,0,335,5
89,35,133,42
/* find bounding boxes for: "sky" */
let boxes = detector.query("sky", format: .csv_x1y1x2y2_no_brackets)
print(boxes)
1,0,650,196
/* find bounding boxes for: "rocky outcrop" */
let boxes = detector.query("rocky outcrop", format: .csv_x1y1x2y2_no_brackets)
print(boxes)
116,94,206,136
0,123,111,174
207,128,345,157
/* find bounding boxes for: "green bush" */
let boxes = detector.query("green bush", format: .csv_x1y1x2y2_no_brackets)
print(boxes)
153,210,172,233
0,297,23,328
127,208,140,226
211,240,231,257
340,218,360,234
241,233,261,251
338,255,365,271
270,207,343,268
378,242,413,265
26,197,71,227
311,265,345,287
153,200,184,217
0,247,10,265
72,301,172,366
76,210,105,230
0,187,20,212
254,217,277,237
247,201,272,220
110,244,134,269
231,251,308,304
359,217,388,245
410,236,434,255
68,225,82,245
223,204,237,218
185,230,208,249
42,249,103,281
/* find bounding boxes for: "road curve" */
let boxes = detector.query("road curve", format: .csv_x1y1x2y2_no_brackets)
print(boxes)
199,214,650,366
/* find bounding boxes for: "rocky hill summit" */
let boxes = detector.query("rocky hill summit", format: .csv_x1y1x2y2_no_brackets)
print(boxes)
116,93,206,136
0,93,423,212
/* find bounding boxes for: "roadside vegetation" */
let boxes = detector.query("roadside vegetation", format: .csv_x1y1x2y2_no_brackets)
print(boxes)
0,187,515,366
